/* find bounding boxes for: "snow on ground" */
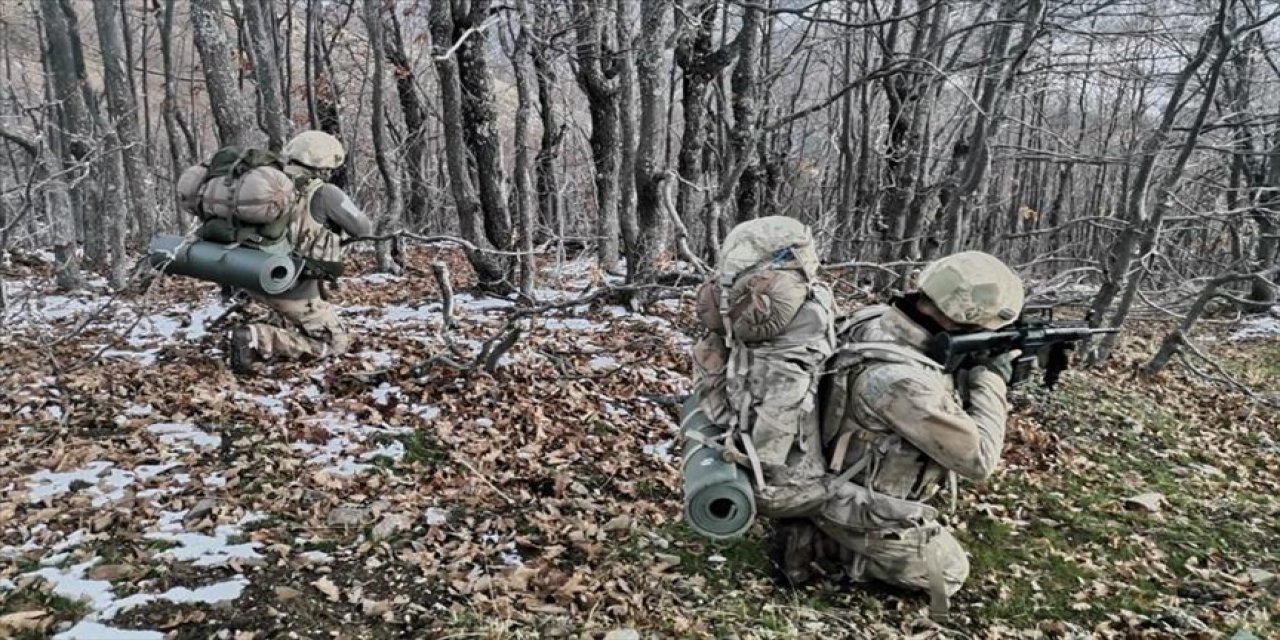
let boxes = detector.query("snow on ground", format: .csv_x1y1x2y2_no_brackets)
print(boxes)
3,256,696,635
23,557,248,640
145,527,263,567
1232,310,1280,341
289,411,413,477
146,422,222,450
26,462,140,506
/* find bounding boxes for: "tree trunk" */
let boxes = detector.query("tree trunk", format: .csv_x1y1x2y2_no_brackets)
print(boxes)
532,5,564,245
616,0,639,262
1087,3,1226,332
364,0,402,274
190,0,261,147
429,0,507,289
93,0,162,247
38,0,92,282
937,0,1045,254
454,0,514,254
628,0,671,296
1092,18,1232,363
241,0,289,151
385,9,431,229
571,0,622,271
513,0,538,295
730,4,763,225
674,0,740,256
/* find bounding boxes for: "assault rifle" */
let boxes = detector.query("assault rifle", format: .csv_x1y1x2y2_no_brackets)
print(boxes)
925,306,1119,389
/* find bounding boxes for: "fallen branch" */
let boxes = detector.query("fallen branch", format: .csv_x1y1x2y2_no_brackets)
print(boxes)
1143,265,1280,375
343,230,552,258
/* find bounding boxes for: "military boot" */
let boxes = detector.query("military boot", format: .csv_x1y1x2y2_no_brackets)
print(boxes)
770,518,820,587
227,326,259,375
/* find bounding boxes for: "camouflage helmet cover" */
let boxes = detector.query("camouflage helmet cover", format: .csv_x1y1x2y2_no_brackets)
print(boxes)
917,251,1024,330
283,131,346,170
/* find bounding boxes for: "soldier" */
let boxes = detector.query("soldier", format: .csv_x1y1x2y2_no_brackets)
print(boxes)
226,131,372,373
775,250,1024,619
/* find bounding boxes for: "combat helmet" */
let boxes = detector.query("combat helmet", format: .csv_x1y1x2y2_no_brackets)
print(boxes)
917,251,1024,330
282,131,346,170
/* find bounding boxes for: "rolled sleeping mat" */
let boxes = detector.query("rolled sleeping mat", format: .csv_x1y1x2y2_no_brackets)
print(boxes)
681,395,756,540
147,234,302,296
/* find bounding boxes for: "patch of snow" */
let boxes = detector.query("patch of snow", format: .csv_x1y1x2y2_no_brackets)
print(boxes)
456,293,515,312
299,550,333,564
127,314,184,347
412,405,442,421
55,621,163,640
40,552,71,566
147,423,221,450
543,317,607,333
381,303,441,324
146,526,262,567
46,405,65,421
99,348,160,366
530,287,577,303
154,511,187,534
26,295,101,323
359,350,396,368
425,508,448,526
475,418,494,429
589,355,620,370
371,383,401,406
25,560,116,609
355,272,403,285
361,441,406,462
183,301,230,341
26,461,135,506
500,542,523,567
125,403,154,417
242,392,287,416
642,439,676,463
1231,312,1280,341
135,463,179,481
52,531,88,553
203,474,227,488
28,558,247,640
100,576,249,620
0,578,13,591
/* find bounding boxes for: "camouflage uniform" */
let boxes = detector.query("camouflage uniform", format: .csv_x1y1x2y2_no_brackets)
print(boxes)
814,304,1009,610
239,181,370,361
807,251,1024,618
231,132,371,369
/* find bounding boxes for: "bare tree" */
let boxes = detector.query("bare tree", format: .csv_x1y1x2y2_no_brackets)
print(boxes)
429,0,509,290
571,0,623,271
240,0,290,151
93,0,163,245
627,0,672,296
364,0,403,275
190,0,262,148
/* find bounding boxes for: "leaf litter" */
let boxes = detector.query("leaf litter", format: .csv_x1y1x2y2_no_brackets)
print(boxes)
1,248,1278,637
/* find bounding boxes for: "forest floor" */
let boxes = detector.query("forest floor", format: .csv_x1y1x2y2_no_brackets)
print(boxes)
1,247,1278,639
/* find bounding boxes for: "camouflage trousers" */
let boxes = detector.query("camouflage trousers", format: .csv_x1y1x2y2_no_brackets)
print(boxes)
815,520,968,595
776,518,968,617
245,293,351,360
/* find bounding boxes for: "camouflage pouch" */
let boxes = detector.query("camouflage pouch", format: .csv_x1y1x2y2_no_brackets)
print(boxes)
820,478,939,533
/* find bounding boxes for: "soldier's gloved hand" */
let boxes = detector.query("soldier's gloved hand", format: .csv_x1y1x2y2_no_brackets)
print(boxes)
972,350,1021,384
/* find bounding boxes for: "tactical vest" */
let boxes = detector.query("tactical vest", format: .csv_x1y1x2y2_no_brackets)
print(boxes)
821,305,958,506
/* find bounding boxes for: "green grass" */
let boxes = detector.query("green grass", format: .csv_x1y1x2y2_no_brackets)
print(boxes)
0,586,90,639
953,368,1280,632
398,430,446,465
